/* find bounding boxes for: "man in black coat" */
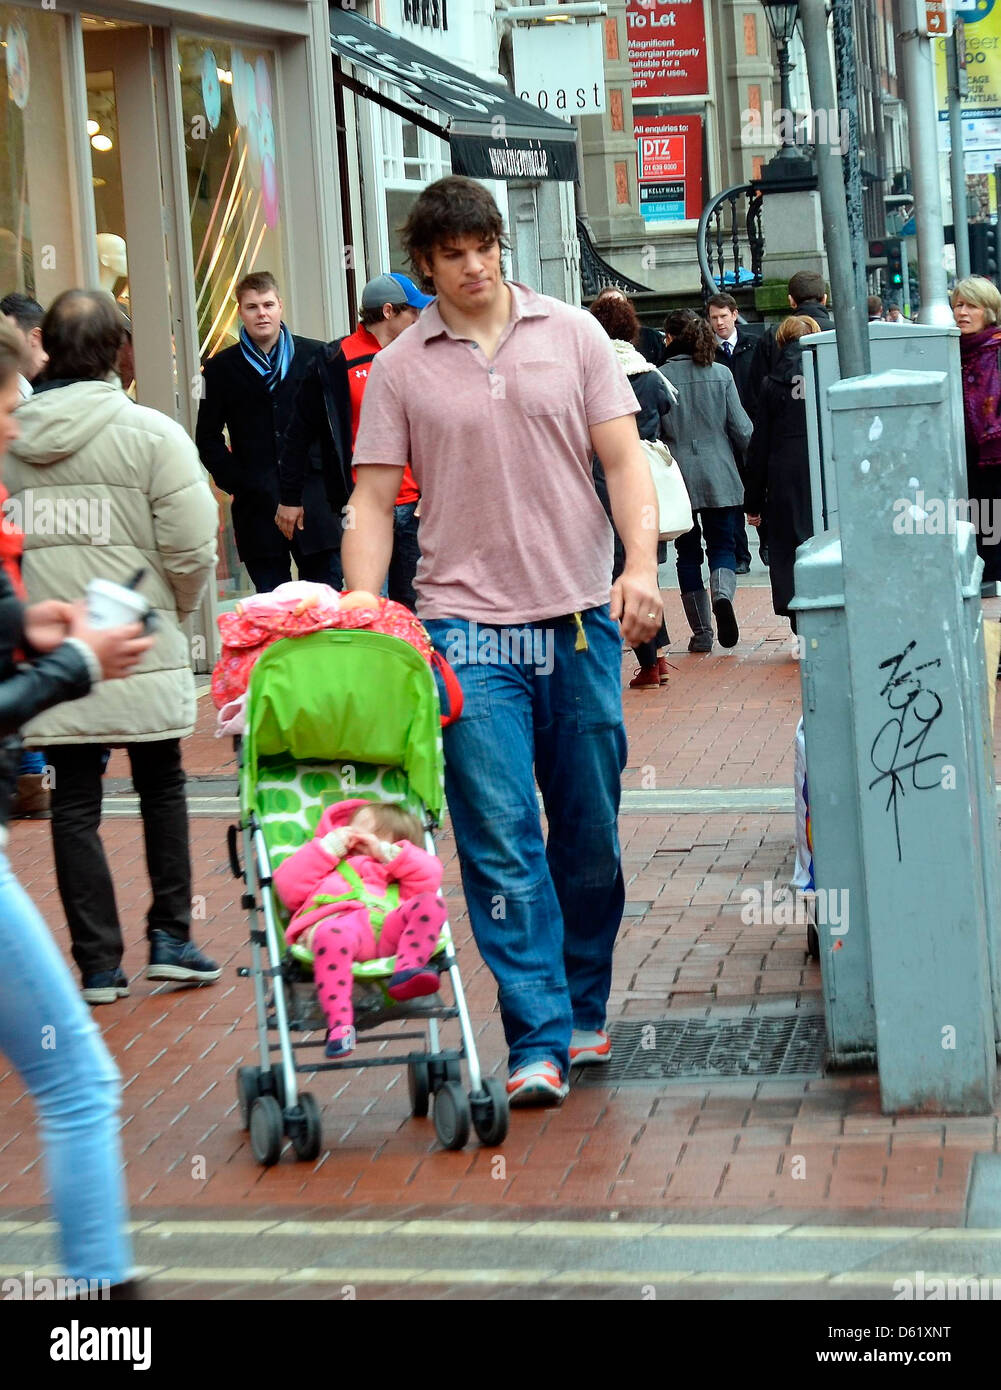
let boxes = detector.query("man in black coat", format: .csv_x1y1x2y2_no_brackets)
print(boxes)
195,271,342,593
745,269,834,418
709,292,759,571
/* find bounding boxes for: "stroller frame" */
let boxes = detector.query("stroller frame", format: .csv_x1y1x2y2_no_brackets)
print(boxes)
227,629,509,1160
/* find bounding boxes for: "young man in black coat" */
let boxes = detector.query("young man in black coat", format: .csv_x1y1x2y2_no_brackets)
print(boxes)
745,269,834,417
709,292,759,572
276,273,431,609
195,271,342,593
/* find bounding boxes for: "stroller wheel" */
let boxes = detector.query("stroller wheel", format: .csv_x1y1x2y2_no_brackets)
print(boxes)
471,1077,510,1147
249,1095,284,1166
433,1080,471,1151
289,1092,322,1162
236,1066,262,1129
408,1061,431,1118
427,1058,462,1092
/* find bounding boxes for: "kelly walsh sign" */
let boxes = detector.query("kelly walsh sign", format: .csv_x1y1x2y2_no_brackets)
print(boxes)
512,20,606,117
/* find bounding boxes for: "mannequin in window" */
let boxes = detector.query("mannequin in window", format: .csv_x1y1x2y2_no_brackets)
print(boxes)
95,233,128,300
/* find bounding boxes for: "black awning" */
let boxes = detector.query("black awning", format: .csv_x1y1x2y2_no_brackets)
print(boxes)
328,6,578,182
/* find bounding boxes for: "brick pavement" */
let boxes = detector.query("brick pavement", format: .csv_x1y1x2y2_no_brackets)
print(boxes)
2,591,1000,1230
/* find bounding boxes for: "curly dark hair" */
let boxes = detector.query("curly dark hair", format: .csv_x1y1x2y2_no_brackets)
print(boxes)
400,176,508,293
664,308,717,368
589,290,640,344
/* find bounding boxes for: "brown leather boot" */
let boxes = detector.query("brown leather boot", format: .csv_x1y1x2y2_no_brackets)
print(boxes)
10,773,51,819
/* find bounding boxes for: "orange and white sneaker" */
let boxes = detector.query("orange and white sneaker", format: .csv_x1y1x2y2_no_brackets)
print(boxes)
505,1060,569,1107
569,1028,612,1066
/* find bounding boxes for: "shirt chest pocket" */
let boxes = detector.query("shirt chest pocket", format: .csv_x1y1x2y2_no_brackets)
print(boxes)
515,361,573,416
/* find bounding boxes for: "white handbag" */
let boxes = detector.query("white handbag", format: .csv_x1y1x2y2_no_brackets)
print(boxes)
642,437,694,541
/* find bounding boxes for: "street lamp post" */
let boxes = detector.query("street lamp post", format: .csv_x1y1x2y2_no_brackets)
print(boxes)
760,0,815,182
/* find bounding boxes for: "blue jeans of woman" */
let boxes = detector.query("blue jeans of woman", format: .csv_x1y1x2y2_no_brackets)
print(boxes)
674,506,741,593
424,605,627,1076
0,851,132,1282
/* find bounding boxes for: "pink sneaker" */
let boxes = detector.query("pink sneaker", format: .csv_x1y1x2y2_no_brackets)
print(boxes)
387,967,440,1001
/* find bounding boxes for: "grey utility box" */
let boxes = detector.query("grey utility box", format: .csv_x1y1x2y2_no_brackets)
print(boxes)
799,322,966,535
790,533,876,1067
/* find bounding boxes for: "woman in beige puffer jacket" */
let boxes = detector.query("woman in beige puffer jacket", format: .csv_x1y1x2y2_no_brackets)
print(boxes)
5,380,218,743
4,290,220,999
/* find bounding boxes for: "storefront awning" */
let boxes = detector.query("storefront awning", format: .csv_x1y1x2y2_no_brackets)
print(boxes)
329,7,578,183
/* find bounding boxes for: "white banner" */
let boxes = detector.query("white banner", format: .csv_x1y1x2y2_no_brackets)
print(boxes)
512,20,606,119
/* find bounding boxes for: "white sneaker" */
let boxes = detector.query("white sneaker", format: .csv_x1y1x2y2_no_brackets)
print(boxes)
505,1060,569,1106
569,1028,612,1066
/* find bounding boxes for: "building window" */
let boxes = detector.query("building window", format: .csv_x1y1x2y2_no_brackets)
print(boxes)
378,80,449,272
0,6,82,301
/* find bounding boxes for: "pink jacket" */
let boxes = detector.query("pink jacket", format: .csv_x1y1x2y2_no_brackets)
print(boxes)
272,798,442,945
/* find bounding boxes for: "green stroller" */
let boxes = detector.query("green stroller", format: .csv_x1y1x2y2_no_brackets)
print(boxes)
226,627,509,1162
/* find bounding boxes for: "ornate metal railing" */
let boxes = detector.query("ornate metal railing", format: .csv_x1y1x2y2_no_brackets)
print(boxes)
697,184,764,302
576,217,650,300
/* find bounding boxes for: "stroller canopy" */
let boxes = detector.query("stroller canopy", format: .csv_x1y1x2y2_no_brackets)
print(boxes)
242,629,444,819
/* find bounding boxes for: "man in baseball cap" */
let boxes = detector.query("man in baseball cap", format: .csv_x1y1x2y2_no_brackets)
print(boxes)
361,272,434,313
277,273,429,607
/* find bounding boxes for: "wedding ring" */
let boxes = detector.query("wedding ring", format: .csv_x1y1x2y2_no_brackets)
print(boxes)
646,611,656,618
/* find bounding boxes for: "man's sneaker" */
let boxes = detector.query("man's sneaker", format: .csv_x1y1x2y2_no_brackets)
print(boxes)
569,1028,612,1066
325,1026,356,1059
146,931,222,984
506,1060,569,1107
81,968,130,1006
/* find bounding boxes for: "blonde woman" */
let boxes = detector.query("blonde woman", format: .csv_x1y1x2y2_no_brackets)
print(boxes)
952,275,1001,583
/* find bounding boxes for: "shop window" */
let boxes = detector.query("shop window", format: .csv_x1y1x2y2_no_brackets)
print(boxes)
376,80,449,274
178,35,286,360
178,34,286,600
0,6,82,302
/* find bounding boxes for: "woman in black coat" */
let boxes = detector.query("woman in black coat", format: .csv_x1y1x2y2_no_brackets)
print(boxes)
743,316,819,633
589,292,676,688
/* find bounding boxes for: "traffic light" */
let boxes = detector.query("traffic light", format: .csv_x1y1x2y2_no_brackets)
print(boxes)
969,222,1001,282
868,237,906,294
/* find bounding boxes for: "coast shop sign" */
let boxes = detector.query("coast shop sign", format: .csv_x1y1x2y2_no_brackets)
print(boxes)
512,20,606,117
626,0,708,99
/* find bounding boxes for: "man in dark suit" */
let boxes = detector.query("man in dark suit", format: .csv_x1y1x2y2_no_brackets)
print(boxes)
709,292,759,572
195,271,341,592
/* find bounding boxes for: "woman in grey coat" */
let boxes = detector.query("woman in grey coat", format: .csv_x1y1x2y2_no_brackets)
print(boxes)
661,309,753,650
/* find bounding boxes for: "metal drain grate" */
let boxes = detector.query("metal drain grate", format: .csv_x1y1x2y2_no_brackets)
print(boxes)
574,1014,826,1085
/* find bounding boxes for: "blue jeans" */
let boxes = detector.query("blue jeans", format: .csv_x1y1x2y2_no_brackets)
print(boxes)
424,606,627,1076
0,852,132,1282
674,506,741,593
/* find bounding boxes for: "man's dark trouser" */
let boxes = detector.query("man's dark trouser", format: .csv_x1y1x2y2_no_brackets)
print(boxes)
388,502,421,610
46,740,192,977
243,533,341,594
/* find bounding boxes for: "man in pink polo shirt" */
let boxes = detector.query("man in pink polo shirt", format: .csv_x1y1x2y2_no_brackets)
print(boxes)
344,176,662,1106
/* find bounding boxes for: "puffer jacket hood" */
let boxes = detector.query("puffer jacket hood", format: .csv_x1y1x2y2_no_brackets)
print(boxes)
4,380,218,745
10,381,132,465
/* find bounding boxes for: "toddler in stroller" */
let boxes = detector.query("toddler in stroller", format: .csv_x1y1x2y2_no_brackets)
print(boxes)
273,798,447,1058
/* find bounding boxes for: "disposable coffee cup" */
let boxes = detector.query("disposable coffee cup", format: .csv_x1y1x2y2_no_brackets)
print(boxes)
85,578,152,631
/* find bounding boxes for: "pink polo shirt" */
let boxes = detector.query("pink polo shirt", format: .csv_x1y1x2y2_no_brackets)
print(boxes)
352,281,639,624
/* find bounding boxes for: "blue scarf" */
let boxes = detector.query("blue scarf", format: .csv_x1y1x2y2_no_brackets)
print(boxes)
240,322,294,390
